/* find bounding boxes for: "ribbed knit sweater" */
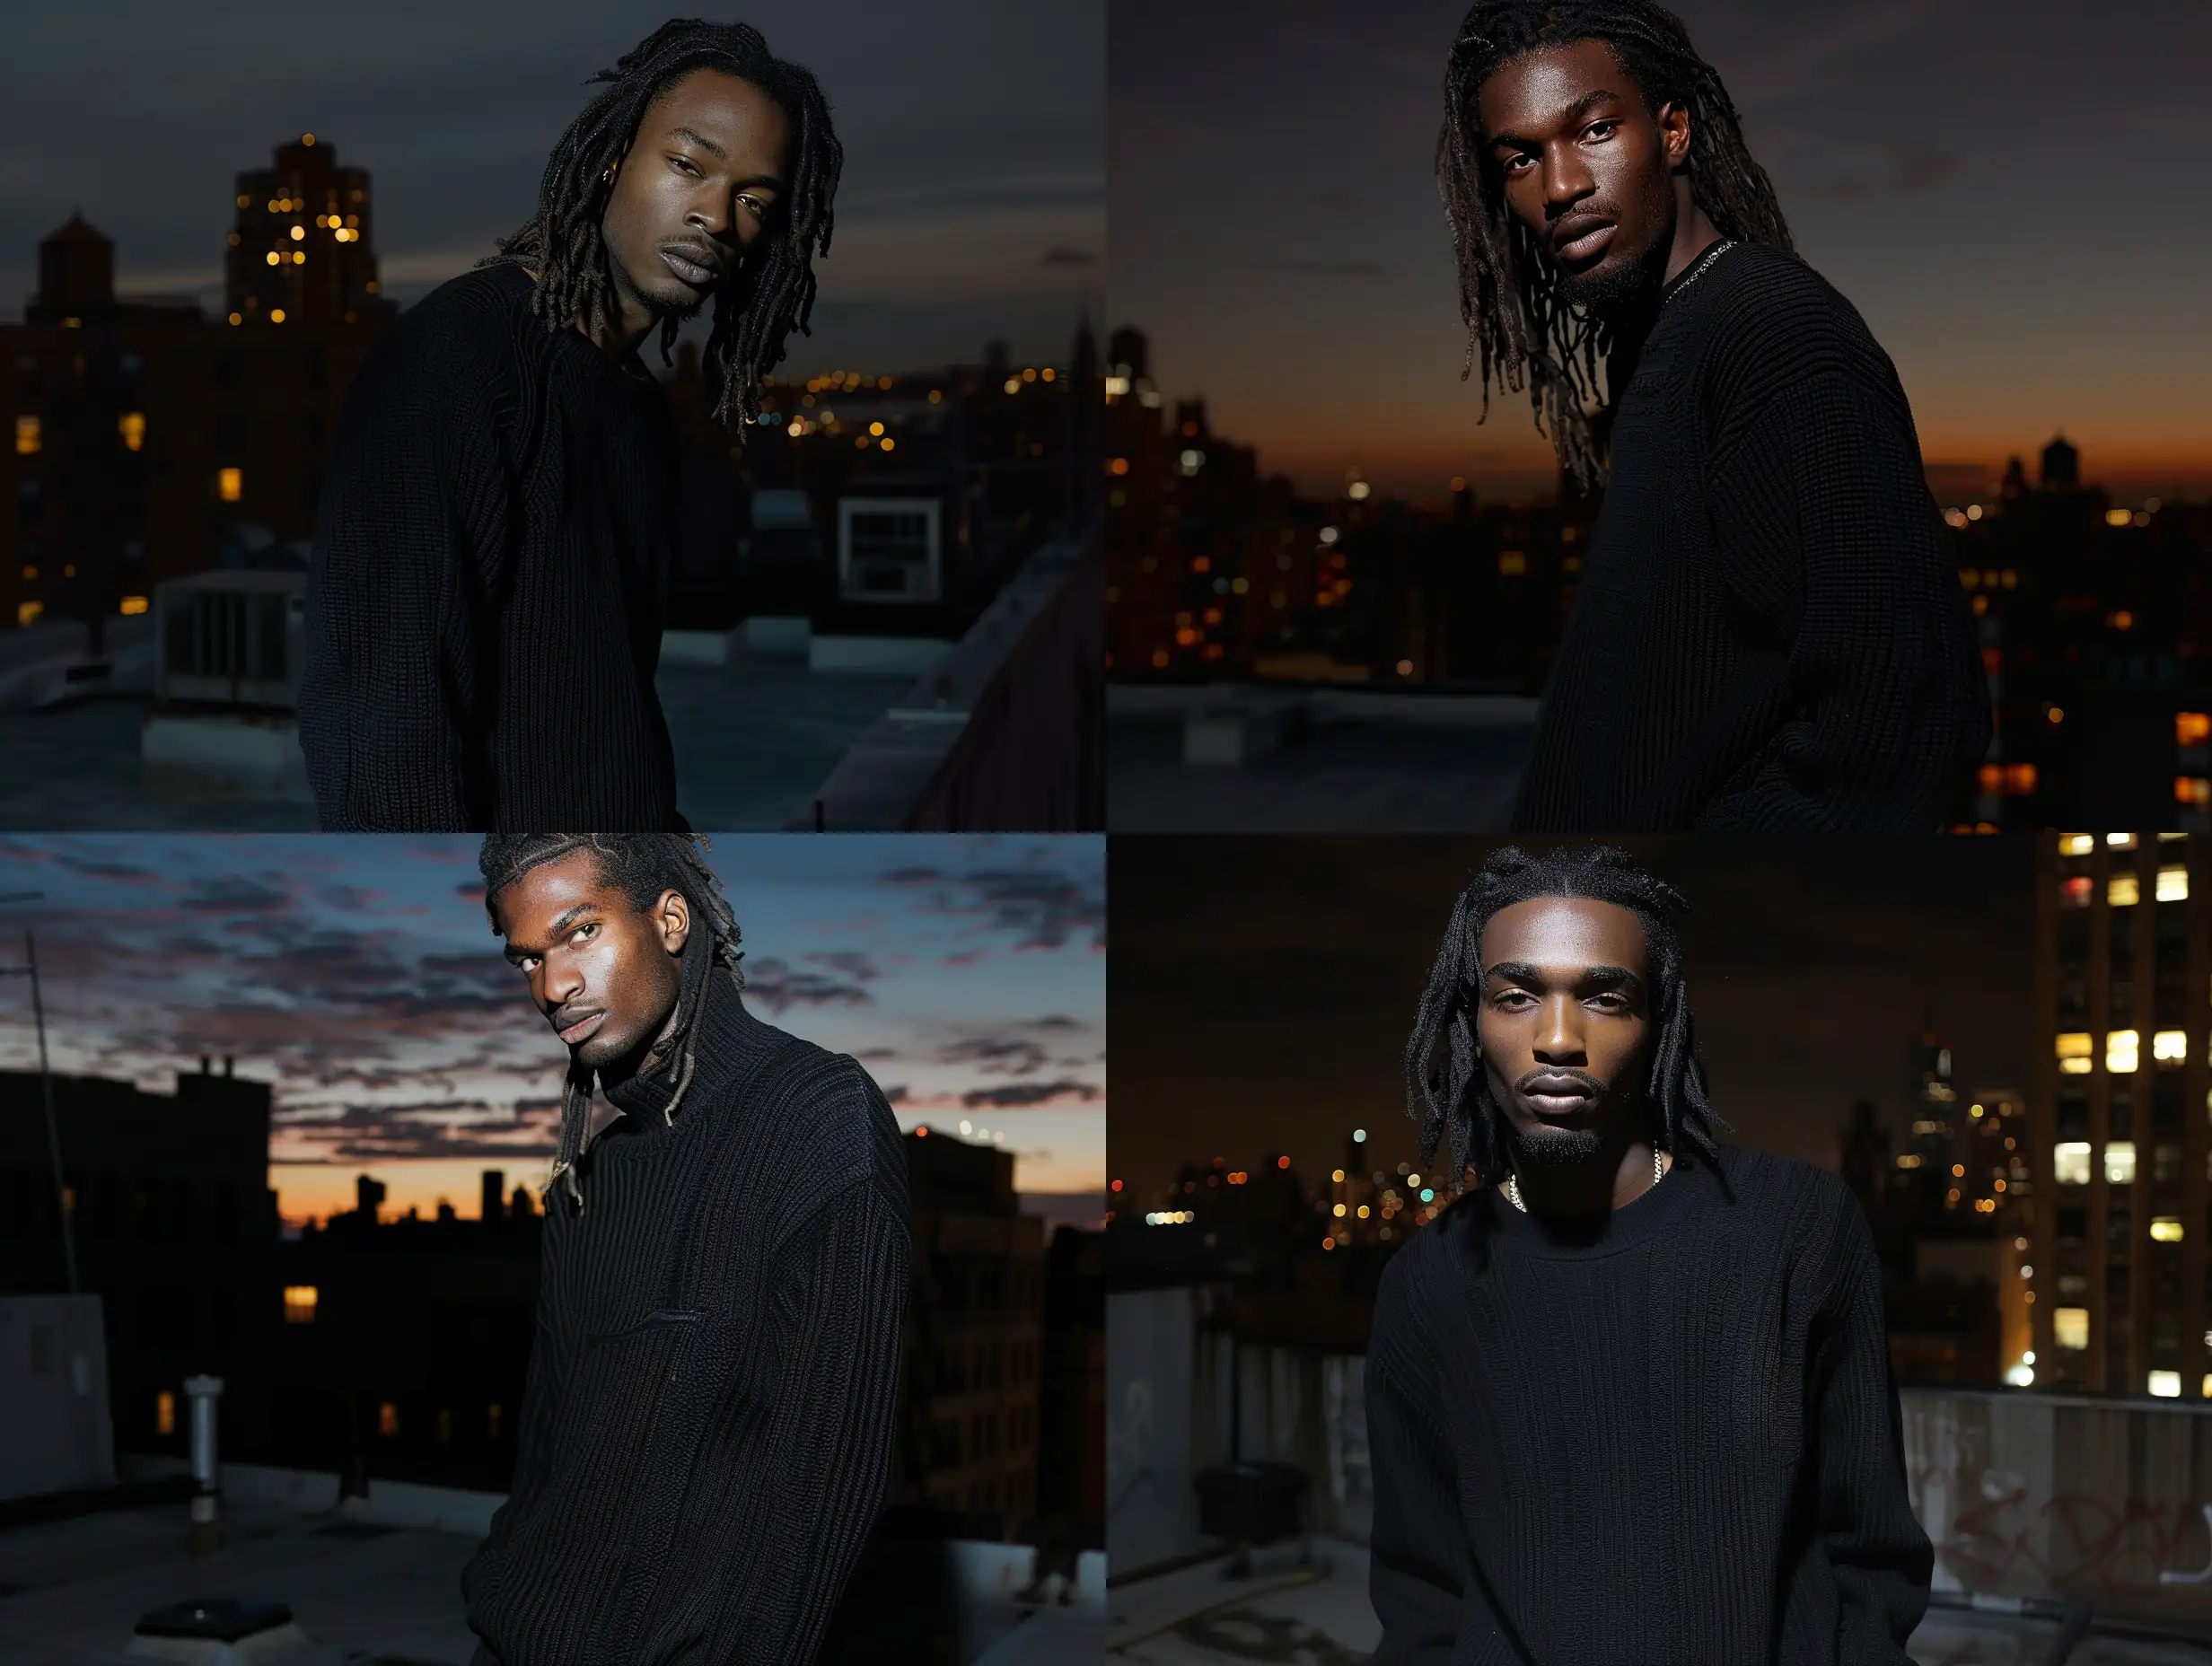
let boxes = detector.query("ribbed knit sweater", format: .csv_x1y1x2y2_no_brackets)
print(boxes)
1511,242,1990,831
1365,1144,1931,1666
461,978,910,1666
301,260,683,831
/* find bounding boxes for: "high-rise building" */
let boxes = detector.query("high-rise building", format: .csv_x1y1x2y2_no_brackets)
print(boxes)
2032,832,2210,1398
224,135,393,329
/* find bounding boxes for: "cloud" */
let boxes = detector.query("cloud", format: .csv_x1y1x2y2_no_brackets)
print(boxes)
940,1034,1049,1075
742,955,875,1013
960,1079,1102,1109
1789,144,1964,202
886,863,1106,951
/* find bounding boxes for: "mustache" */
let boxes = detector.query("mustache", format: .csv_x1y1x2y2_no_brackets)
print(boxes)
1514,1065,1604,1096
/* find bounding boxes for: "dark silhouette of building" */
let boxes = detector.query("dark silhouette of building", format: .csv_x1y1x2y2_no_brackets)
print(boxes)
224,135,393,329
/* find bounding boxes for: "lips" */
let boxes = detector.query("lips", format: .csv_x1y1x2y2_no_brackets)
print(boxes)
1551,220,1615,262
555,1010,605,1045
660,245,724,286
1520,1073,1597,1115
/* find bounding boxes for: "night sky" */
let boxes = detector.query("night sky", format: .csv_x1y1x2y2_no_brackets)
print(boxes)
1110,0,2212,501
0,834,1104,1225
3,0,1102,374
1108,836,2033,1197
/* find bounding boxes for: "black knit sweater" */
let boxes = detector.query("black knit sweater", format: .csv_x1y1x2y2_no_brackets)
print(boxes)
301,261,683,830
461,977,910,1666
1512,242,1990,831
1365,1144,1931,1666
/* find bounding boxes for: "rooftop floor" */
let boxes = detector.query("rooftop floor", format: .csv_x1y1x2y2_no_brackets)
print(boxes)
1106,1542,2210,1666
0,653,912,831
1106,683,1535,834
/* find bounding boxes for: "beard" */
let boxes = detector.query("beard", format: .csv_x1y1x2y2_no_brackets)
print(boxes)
1505,1117,1607,1168
1551,225,1672,313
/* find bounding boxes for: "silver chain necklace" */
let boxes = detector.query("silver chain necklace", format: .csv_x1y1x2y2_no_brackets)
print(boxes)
1663,238,1737,308
1505,1145,1666,1214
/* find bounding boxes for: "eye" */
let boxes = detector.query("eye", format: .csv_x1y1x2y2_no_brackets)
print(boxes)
1502,152,1535,175
738,194,766,216
516,955,540,974
672,155,700,176
1492,988,1537,1010
1585,120,1620,141
571,922,598,946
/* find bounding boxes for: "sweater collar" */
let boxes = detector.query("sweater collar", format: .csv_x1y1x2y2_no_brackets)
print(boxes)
1479,1144,1716,1259
599,943,782,1130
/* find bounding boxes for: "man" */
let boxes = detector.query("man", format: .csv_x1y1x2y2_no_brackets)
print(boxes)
1436,0,1989,830
1374,845,1931,1663
462,834,908,1665
302,22,841,829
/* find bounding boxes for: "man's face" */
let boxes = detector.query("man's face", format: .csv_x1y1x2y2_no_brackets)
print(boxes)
1475,895,1655,1169
491,851,689,1072
1475,39,1688,310
601,66,794,326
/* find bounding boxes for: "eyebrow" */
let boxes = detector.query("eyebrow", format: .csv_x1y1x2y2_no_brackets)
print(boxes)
1484,960,1644,992
503,902,597,963
1488,88,1624,151
667,125,786,191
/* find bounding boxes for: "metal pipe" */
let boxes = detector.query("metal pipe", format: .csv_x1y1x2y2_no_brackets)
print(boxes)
185,1373,224,1541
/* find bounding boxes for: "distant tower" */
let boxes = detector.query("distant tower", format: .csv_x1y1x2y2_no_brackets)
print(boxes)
26,214,116,323
2000,456,2029,501
1067,310,1102,515
1107,325,1148,384
2041,434,2080,492
224,133,394,327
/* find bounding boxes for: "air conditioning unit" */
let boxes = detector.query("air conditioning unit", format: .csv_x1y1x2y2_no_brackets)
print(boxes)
837,496,941,603
154,570,305,712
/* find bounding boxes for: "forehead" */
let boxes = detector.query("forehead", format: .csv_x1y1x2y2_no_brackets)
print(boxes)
1479,894,1648,972
489,849,619,936
645,67,792,158
1476,39,1637,136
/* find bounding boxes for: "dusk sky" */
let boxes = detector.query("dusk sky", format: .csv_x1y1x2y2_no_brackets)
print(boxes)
1109,836,2032,1196
3,0,1102,375
1110,0,2212,502
0,835,1104,1225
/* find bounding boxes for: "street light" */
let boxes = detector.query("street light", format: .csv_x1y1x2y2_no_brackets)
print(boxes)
0,891,71,1294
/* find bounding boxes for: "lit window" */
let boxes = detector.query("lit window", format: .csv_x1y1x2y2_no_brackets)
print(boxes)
1347,481,1372,502
2056,1032,2093,1074
17,601,43,627
13,415,39,455
2106,1141,2137,1185
270,309,286,323
2160,866,2190,902
2182,713,2212,747
290,224,304,241
2053,1142,2092,1185
1895,1153,1924,1170
2053,1308,2090,1349
2059,834,2095,855
266,251,281,267
378,1401,399,1437
283,1285,318,1324
218,467,242,503
1498,550,1529,577
2153,1217,2185,1242
2110,872,2140,907
2184,779,2212,808
2110,832,2138,848
2155,1030,2189,1064
2060,874,2093,908
2151,1371,2183,1399
1332,1203,1346,1217
119,595,149,617
2107,1030,2140,1074
155,1389,176,1434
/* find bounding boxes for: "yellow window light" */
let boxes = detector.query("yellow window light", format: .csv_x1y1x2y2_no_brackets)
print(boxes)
218,467,242,502
2053,1141,2092,1185
2053,1308,2090,1349
2056,1032,2093,1074
2107,1030,2140,1074
119,595,148,617
270,309,285,323
13,415,40,455
2155,1030,2189,1063
2151,1371,2183,1399
118,411,145,452
283,1285,319,1323
2058,834,2094,855
2110,872,2140,907
266,251,281,267
156,1389,177,1434
2153,1217,2185,1242
2106,1140,2137,1185
16,601,43,627
2160,865,2190,902
2110,832,2138,848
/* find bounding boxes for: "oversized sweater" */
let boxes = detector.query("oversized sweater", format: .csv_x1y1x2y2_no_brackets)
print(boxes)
461,980,910,1666
1365,1143,1932,1666
1511,242,1990,831
301,260,684,830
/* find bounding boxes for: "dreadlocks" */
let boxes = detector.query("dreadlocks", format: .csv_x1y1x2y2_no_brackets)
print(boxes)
480,18,842,437
1436,0,1792,491
479,833,747,1211
1403,844,1730,1192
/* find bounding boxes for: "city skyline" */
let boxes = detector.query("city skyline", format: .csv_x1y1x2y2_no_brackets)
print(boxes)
0,834,1105,1224
1110,836,2032,1194
4,0,1102,375
1110,0,2212,503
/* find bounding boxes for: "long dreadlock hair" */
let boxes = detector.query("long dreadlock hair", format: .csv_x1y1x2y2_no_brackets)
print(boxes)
1437,0,1792,492
1403,845,1731,1195
479,18,842,437
479,833,747,1212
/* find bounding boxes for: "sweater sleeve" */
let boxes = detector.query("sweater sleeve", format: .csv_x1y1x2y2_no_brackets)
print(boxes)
1698,369,1990,832
299,326,513,830
673,1172,910,1665
1365,1342,1470,1665
1803,1198,1935,1659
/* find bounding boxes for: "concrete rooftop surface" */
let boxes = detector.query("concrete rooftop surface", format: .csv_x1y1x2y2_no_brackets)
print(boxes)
1105,1541,2212,1666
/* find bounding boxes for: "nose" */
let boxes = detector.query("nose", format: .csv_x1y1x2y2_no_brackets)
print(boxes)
537,952,584,1013
1541,139,1595,214
1532,993,1587,1064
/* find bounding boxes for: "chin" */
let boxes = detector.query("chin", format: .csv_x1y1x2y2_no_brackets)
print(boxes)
571,1027,641,1071
1553,232,1669,311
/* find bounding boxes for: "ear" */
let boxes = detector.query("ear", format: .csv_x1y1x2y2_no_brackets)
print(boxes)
1657,100,1692,169
657,888,691,956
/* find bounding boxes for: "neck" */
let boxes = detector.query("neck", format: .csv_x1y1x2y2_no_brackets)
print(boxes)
519,264,658,358
1660,180,1725,286
1507,1128,1663,1217
586,990,683,1092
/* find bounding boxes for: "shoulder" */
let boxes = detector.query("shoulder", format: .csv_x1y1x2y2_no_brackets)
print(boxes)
1686,244,1904,420
1374,1197,1479,1331
351,265,533,410
748,1029,908,1211
1709,1144,1876,1279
